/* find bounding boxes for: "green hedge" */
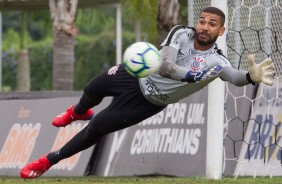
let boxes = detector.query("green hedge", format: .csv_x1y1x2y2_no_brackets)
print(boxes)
2,31,135,91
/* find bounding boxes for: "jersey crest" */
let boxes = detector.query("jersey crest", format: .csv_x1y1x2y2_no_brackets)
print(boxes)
191,56,205,71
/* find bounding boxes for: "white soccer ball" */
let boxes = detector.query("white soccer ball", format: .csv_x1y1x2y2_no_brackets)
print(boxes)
122,42,161,78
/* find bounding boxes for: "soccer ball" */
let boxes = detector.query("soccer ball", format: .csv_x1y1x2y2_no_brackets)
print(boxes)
122,42,160,78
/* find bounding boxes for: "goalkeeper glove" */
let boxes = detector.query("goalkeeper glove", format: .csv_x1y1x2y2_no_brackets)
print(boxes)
182,65,223,83
247,54,275,86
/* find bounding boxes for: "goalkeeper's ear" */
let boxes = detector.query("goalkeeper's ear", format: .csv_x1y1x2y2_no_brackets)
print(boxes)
247,54,275,86
218,26,225,37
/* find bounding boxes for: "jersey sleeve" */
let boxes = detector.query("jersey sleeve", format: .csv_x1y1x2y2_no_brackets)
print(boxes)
160,25,194,51
220,66,250,86
217,55,232,67
212,50,232,68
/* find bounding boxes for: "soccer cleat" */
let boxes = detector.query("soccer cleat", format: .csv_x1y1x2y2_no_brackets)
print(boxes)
52,106,94,127
20,155,51,179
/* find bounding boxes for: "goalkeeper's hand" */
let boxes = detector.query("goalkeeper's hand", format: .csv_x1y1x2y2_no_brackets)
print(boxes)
182,65,223,83
247,54,275,86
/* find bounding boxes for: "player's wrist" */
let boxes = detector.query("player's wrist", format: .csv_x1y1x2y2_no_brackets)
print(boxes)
181,71,194,82
181,65,223,83
181,70,206,83
246,72,256,85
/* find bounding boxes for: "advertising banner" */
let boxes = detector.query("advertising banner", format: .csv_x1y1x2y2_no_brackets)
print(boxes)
92,89,208,177
0,96,111,176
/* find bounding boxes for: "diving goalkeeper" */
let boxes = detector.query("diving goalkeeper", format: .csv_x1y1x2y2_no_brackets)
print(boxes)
20,6,275,179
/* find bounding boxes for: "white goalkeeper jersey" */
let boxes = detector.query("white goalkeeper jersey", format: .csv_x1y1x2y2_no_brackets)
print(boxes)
139,25,232,106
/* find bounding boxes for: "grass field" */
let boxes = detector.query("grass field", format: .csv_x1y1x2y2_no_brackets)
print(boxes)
1,176,282,184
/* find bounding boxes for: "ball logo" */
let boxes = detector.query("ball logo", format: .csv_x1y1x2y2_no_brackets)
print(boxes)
191,57,205,71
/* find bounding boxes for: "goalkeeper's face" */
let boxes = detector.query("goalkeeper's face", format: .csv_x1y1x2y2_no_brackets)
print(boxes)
195,12,225,47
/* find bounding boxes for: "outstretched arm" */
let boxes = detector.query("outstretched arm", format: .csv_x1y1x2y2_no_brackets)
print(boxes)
219,66,250,86
220,54,275,86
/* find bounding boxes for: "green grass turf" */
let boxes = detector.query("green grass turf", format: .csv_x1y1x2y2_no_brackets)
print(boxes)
1,176,282,184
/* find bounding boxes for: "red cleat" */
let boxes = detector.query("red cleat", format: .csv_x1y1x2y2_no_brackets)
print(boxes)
20,155,51,179
52,106,94,127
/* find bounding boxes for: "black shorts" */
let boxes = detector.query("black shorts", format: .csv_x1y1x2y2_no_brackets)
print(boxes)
83,64,166,135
